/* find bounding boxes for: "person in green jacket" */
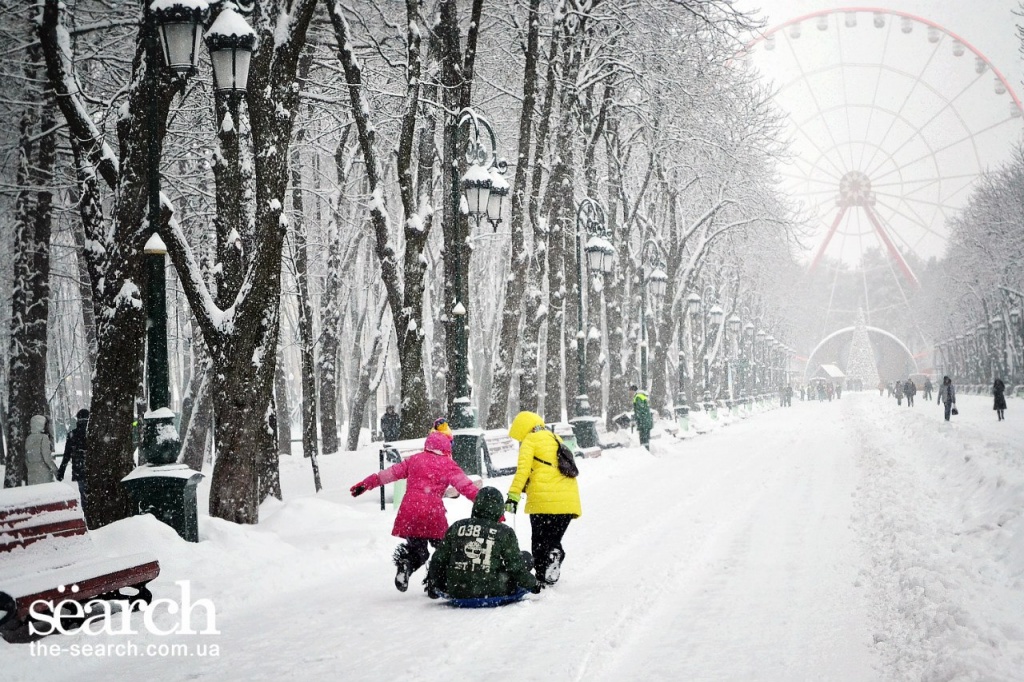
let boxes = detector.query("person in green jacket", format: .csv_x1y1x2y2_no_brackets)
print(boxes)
426,487,540,600
631,385,653,450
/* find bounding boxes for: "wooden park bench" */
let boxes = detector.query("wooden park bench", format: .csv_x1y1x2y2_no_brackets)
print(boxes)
0,482,160,641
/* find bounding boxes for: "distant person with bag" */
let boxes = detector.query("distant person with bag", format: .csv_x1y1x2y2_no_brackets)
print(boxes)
24,414,57,485
504,411,581,587
349,426,479,592
57,409,90,501
938,375,957,421
993,378,1007,421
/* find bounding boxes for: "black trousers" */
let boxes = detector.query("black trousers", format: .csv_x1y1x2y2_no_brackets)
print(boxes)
401,537,439,573
530,514,573,582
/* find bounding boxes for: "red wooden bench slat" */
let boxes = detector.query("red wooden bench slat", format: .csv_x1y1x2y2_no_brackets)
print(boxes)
0,498,79,523
0,522,89,553
13,560,161,621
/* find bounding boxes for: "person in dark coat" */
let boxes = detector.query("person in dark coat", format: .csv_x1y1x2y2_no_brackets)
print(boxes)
894,380,904,406
630,385,654,450
380,405,401,442
426,487,540,600
904,379,916,407
937,376,956,421
993,378,1007,421
57,409,89,501
923,378,933,401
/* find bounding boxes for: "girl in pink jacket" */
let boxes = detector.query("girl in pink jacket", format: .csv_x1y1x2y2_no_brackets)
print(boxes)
350,429,479,591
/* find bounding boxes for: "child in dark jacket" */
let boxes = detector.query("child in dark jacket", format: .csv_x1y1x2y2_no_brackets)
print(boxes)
351,429,479,592
426,487,539,600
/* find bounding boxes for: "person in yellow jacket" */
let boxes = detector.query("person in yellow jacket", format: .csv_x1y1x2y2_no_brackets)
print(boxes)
505,411,581,586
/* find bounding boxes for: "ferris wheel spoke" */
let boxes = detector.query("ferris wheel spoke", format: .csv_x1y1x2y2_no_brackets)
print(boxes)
871,115,1013,185
873,194,946,242
834,18,859,170
781,30,853,175
873,189,960,220
872,172,982,190
860,31,945,175
858,20,896,171
865,71,986,180
787,123,849,179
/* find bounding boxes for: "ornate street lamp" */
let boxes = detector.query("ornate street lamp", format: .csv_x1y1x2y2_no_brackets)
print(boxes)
486,166,510,230
205,6,256,93
570,198,612,448
448,108,503,436
152,0,206,75
639,241,667,390
141,1,255,466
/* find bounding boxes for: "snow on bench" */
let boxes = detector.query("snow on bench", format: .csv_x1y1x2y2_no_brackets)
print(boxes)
0,482,160,641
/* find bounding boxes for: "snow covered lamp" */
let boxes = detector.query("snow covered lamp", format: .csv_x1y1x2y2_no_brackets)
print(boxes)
744,320,754,337
485,164,509,231
1010,309,1020,327
205,6,256,93
709,304,724,327
728,313,741,334
991,316,1004,332
461,163,492,227
687,292,701,316
152,0,208,75
648,266,668,300
585,236,615,274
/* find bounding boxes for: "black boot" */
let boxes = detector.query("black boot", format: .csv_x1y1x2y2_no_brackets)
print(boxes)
393,545,412,592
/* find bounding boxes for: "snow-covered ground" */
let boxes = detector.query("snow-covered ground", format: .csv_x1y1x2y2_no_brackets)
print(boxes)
3,391,1023,681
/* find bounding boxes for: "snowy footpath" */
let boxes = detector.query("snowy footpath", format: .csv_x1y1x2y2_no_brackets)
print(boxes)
3,392,1023,681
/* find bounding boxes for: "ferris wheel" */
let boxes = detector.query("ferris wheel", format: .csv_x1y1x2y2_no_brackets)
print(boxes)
744,8,1024,291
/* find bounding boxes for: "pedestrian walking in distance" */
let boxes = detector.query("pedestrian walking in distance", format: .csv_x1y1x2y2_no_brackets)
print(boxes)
993,378,1007,421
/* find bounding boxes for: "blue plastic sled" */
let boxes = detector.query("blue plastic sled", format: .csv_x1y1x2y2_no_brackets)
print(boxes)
442,588,529,609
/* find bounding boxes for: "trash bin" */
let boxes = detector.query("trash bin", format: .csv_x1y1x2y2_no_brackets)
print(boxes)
674,404,689,432
121,464,203,542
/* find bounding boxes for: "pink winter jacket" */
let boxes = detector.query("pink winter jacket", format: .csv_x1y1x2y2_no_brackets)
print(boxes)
358,451,479,539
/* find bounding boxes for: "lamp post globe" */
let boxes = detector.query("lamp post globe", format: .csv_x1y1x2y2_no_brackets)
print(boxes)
205,6,256,93
151,0,208,75
485,165,509,230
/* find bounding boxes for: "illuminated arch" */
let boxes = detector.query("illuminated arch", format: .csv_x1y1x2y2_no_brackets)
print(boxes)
804,326,918,379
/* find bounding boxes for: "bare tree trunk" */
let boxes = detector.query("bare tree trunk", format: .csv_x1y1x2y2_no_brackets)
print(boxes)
519,258,545,414
317,133,349,456
346,302,387,450
4,85,55,488
486,0,542,428
289,50,320,481
275,351,293,455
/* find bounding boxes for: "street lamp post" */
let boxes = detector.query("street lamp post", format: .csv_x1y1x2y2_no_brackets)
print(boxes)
639,241,667,390
140,2,256,466
125,1,253,541
704,303,723,400
727,313,741,401
1010,307,1022,382
449,108,505,431
991,316,1006,381
677,292,700,412
141,0,208,465
445,108,506,474
570,198,613,448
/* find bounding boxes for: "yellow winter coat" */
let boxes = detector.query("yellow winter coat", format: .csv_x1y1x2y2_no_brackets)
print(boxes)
507,412,581,518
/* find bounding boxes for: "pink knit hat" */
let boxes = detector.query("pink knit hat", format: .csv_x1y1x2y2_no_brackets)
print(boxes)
424,430,452,456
